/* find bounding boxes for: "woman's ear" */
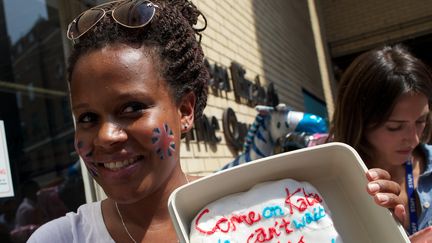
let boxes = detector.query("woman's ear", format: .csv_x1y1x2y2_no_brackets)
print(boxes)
179,91,196,134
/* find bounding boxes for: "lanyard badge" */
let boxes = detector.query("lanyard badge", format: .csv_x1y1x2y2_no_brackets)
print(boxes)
405,160,418,234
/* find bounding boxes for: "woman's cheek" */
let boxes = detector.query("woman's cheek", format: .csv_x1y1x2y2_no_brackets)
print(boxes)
75,139,99,177
150,123,176,163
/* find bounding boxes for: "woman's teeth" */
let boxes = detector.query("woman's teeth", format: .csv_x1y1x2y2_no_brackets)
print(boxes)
102,158,137,170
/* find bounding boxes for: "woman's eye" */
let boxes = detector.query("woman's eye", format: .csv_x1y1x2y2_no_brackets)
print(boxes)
416,120,427,128
416,119,427,124
122,102,146,114
78,113,98,123
386,125,402,132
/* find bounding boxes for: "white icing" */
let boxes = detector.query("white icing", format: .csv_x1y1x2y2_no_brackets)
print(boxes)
189,178,343,243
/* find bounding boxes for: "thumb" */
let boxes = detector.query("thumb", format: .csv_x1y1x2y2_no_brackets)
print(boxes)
393,204,407,228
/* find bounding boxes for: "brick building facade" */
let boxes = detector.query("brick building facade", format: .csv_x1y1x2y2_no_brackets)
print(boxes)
181,0,326,176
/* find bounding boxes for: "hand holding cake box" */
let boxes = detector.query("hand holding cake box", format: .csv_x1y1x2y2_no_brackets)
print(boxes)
190,178,342,243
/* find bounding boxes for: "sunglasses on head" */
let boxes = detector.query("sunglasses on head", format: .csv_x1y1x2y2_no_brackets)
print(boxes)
67,0,158,41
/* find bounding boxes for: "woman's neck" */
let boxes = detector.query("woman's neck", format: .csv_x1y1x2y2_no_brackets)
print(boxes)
102,167,187,236
366,148,425,180
103,166,190,242
366,158,402,177
119,167,189,226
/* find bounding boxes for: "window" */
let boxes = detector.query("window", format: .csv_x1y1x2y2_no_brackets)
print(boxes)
0,0,86,241
302,88,329,124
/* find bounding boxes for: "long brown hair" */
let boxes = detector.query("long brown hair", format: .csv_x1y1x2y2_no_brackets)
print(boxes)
329,45,432,163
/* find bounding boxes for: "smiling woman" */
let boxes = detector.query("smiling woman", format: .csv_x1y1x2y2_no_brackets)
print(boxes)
27,0,209,242
71,45,183,202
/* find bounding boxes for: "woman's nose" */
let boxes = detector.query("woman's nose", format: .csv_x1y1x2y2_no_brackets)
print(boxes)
404,124,420,145
94,121,127,150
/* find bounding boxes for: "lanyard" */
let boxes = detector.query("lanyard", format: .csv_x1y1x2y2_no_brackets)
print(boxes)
405,160,418,234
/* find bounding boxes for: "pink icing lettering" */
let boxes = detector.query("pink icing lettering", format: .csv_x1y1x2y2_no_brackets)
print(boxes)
285,187,322,215
196,208,263,235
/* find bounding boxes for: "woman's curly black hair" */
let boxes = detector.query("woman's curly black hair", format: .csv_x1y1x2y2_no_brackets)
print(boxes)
68,0,209,118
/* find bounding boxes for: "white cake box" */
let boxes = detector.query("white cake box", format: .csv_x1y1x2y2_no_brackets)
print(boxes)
168,142,409,243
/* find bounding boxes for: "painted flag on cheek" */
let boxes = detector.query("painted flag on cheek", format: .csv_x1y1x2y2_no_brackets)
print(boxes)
152,123,176,160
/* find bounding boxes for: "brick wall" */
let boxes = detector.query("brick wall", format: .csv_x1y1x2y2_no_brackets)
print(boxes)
320,0,432,57
182,0,325,175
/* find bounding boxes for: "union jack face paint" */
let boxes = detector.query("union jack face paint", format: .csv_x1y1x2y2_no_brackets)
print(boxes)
75,140,98,177
152,123,176,161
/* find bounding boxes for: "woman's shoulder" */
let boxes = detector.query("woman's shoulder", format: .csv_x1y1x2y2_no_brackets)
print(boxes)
419,143,432,172
27,211,74,242
28,201,113,243
422,143,432,150
420,144,432,160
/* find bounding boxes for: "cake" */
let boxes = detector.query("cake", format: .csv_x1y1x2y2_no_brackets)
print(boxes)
189,178,343,243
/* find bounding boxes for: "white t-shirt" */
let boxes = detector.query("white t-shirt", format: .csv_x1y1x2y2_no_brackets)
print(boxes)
27,201,115,243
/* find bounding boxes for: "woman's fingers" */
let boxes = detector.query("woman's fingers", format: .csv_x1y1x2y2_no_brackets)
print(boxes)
372,192,404,209
394,204,407,228
372,193,406,227
366,168,407,227
366,168,401,195
367,179,401,195
366,168,391,181
366,168,402,207
409,226,432,242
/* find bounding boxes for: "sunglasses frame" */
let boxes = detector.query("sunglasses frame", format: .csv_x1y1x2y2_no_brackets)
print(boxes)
67,0,157,41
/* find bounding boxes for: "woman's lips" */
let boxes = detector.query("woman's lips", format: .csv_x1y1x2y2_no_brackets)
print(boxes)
88,155,146,181
94,155,145,171
396,149,413,156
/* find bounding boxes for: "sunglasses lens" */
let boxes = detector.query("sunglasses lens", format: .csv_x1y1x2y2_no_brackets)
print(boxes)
68,9,105,39
113,0,156,27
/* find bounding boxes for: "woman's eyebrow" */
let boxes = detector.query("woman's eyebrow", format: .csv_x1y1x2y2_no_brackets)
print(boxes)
386,119,406,123
387,113,429,123
72,103,90,111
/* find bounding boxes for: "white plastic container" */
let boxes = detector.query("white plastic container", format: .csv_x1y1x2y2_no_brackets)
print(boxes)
168,142,409,243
